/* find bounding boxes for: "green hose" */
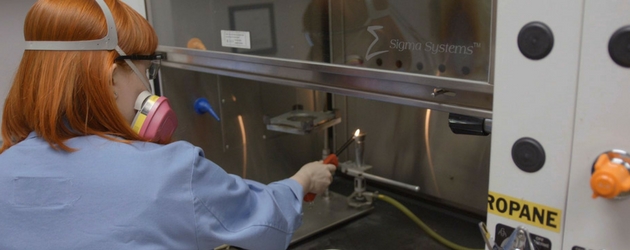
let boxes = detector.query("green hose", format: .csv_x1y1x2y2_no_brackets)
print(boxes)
376,194,483,250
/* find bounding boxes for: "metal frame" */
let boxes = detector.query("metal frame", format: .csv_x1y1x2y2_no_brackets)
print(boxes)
159,45,494,118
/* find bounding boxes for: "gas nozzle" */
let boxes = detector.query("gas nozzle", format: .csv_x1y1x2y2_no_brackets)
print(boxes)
194,98,220,121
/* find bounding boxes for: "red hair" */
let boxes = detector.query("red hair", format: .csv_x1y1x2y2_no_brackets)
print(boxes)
1,0,158,152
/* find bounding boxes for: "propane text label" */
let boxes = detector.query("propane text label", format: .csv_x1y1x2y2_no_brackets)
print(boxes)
488,191,562,233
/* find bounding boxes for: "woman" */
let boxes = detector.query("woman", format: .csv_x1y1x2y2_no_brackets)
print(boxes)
0,0,335,249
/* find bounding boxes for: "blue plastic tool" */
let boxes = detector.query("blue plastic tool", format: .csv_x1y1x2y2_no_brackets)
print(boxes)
194,98,220,121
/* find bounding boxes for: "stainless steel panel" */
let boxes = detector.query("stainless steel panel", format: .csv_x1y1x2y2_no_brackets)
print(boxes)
161,66,328,183
148,0,315,60
149,0,494,118
334,96,491,213
291,191,372,244
152,0,492,217
160,66,490,214
328,0,493,82
159,49,493,118
149,0,493,82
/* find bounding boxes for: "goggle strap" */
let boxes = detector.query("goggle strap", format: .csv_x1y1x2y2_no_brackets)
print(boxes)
124,58,154,94
115,46,152,94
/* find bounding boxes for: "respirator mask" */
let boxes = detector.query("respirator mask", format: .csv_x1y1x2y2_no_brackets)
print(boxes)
115,53,177,143
24,0,178,142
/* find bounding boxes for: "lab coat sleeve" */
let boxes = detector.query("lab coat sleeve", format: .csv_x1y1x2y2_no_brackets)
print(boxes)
190,147,304,250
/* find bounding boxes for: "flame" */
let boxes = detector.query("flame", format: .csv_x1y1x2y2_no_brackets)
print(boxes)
354,129,361,137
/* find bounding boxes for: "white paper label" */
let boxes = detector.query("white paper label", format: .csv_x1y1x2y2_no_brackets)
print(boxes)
221,30,251,49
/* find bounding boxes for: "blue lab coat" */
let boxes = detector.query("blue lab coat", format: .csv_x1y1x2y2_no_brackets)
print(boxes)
0,132,303,249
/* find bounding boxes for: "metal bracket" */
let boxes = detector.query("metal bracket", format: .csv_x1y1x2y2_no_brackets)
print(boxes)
265,109,340,135
479,222,536,250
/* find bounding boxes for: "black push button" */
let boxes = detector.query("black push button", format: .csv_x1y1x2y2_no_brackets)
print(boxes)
512,137,546,173
518,22,554,60
609,25,630,67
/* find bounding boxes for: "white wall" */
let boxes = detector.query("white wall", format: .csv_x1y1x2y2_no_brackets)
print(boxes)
122,0,146,18
0,0,37,143
0,0,146,143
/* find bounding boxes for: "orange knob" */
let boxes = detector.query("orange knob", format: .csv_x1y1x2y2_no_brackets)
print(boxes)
591,154,630,199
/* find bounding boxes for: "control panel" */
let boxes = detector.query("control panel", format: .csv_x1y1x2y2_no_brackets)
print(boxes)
487,0,630,249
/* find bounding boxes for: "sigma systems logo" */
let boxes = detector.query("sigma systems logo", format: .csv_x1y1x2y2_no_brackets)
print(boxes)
365,26,479,61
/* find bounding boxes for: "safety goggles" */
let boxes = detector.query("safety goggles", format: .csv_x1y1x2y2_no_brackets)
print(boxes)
116,54,165,80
